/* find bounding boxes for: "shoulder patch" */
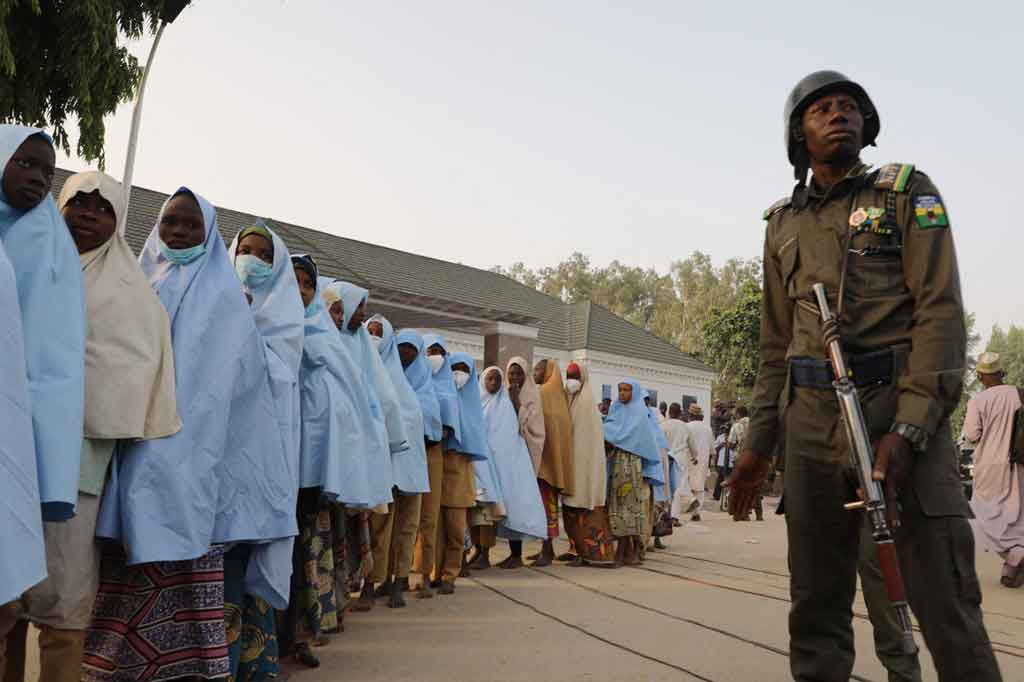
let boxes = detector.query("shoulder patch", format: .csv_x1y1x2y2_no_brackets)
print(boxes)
912,195,949,229
875,163,915,192
763,196,791,221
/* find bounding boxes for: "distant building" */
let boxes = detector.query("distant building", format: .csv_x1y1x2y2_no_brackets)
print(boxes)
55,170,716,411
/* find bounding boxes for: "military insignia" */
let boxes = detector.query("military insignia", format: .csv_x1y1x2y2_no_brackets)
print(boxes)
913,195,949,229
867,207,884,220
849,208,868,228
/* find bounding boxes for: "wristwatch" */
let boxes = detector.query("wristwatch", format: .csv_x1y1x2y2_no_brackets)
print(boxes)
890,423,928,453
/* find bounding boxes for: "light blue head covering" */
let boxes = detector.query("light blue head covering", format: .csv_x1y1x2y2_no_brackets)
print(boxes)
422,333,462,443
296,274,374,506
0,239,46,602
602,378,661,466
447,352,490,464
97,189,295,576
321,280,397,507
479,366,546,540
228,221,304,608
395,329,443,442
0,125,85,522
367,314,430,494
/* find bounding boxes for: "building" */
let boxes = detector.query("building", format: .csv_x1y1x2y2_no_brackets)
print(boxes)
54,170,716,411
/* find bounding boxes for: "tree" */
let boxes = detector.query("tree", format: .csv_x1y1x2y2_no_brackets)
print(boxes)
949,312,982,439
700,280,761,402
0,0,181,163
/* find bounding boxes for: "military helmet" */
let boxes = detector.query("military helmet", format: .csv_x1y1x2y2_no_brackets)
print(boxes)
784,70,880,166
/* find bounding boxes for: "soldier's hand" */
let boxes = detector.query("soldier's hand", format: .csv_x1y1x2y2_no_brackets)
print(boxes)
724,449,770,521
873,432,913,528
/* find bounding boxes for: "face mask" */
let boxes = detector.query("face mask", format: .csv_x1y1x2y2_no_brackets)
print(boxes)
304,302,318,318
428,354,445,374
565,378,582,395
370,335,383,350
234,254,273,288
159,240,206,265
452,370,470,389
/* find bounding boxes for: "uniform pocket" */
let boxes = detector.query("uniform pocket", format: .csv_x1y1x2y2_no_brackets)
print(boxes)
947,518,983,606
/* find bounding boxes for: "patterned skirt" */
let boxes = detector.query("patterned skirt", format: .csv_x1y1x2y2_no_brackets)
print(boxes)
224,546,278,681
82,545,229,682
292,502,339,642
606,449,649,538
563,506,617,565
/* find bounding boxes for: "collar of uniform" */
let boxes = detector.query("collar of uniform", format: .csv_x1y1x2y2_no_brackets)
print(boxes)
807,161,872,204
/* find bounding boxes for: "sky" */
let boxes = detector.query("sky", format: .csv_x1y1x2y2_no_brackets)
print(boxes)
56,1,1023,339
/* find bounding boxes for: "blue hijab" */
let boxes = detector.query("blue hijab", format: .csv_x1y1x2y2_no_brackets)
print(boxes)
643,394,668,493
368,314,430,494
228,222,304,608
602,379,661,466
0,238,46,602
97,189,294,568
422,333,462,443
0,125,85,522
447,353,498,508
395,329,443,442
322,280,397,507
296,274,375,506
480,367,546,540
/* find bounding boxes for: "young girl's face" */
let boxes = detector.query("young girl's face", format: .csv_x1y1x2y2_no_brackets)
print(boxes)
3,135,55,211
618,383,633,404
236,233,273,264
62,190,117,253
398,342,418,369
484,369,502,395
328,301,344,330
367,320,384,338
292,265,315,307
159,193,205,249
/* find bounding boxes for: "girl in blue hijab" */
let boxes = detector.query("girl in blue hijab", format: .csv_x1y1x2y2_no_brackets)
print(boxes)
87,190,289,682
397,330,449,599
365,315,431,607
430,352,487,593
222,220,305,680
602,379,659,566
0,125,85,523
423,333,462,443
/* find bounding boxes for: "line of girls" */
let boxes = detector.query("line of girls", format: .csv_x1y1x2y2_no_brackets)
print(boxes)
0,124,671,682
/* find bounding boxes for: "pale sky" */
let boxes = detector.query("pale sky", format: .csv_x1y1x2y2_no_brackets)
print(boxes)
57,1,1022,338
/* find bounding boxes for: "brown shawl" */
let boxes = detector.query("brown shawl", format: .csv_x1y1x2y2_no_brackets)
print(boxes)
505,356,545,473
562,365,606,509
536,359,574,495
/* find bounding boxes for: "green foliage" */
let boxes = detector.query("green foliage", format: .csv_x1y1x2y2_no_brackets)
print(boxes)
949,312,981,439
0,0,172,164
493,250,763,399
700,279,761,402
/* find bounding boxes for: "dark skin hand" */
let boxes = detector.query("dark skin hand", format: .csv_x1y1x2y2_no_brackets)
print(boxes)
484,369,501,395
293,265,315,307
347,301,367,331
801,90,864,187
397,342,418,369
159,192,205,249
236,233,273,264
367,320,384,338
62,190,116,253
533,359,547,386
724,450,772,520
2,135,54,211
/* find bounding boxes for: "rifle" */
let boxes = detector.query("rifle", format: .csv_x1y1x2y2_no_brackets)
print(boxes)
811,283,918,656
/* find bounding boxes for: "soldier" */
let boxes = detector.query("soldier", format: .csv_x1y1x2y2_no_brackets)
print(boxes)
727,71,1001,681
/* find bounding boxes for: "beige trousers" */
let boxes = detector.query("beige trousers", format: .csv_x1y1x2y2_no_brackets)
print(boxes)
412,444,444,579
370,492,423,583
1,602,87,682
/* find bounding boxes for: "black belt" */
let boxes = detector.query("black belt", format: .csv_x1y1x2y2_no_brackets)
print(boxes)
790,349,894,389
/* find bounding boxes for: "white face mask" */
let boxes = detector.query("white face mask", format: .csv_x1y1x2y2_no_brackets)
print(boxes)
370,335,382,350
428,354,445,374
565,378,582,395
452,370,470,389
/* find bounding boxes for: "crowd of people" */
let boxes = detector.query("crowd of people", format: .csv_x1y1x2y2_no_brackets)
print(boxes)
0,124,734,682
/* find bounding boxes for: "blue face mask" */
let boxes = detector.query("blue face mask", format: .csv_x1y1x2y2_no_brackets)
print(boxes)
304,301,318,318
159,239,206,265
234,253,273,288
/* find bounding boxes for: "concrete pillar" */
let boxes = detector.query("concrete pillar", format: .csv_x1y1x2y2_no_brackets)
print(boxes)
482,322,538,371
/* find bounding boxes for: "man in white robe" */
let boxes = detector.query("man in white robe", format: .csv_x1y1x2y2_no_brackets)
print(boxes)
684,404,715,522
662,403,693,524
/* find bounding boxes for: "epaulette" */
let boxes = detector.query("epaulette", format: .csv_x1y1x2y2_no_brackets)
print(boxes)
762,196,791,220
874,163,915,192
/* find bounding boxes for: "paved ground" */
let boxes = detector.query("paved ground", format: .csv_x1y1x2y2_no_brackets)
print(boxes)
22,498,1024,681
